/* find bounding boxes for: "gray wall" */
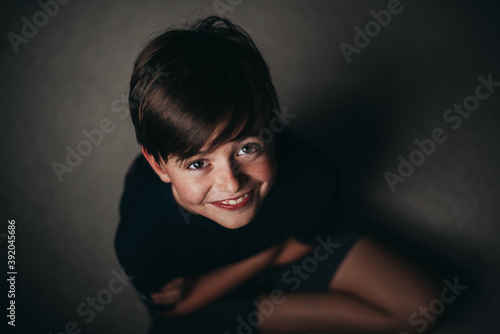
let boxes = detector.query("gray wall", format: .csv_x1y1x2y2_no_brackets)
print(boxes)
1,0,499,333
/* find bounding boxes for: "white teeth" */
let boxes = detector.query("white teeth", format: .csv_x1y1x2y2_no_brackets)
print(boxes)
220,193,249,205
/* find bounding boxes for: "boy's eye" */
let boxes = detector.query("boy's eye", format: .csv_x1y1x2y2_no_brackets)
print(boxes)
187,160,207,170
237,143,261,156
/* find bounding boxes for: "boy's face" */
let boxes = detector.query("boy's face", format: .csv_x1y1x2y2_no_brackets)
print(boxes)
143,136,277,229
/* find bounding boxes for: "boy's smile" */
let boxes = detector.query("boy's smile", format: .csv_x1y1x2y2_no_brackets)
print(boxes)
142,136,277,229
210,189,254,210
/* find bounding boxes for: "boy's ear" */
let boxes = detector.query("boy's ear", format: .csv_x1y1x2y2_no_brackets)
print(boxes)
141,146,172,183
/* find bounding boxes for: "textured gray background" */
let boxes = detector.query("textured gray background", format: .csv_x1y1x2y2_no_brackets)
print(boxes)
1,0,499,333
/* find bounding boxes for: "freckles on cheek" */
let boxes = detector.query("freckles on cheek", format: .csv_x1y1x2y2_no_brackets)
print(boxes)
177,180,208,204
254,156,277,182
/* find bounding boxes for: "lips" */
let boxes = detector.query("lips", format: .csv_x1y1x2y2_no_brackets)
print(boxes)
211,190,254,210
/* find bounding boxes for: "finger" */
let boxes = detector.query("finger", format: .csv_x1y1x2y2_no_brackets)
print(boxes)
153,295,180,305
163,277,185,290
151,289,182,305
171,277,185,287
163,277,182,289
152,288,182,299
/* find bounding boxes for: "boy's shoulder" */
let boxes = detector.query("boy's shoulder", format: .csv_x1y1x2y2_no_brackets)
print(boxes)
114,155,186,286
115,154,172,253
118,154,162,225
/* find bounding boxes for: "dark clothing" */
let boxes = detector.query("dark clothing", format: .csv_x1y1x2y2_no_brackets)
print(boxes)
114,129,357,333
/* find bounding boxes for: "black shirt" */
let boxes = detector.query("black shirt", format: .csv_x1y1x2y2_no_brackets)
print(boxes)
114,129,339,330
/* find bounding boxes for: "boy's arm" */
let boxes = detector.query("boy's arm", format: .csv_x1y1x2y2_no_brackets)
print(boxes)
156,237,316,317
157,242,285,317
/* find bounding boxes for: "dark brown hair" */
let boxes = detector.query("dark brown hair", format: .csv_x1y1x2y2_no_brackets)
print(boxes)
129,16,282,164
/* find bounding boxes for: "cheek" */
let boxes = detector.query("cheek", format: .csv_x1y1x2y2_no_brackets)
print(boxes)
248,155,276,182
175,177,210,204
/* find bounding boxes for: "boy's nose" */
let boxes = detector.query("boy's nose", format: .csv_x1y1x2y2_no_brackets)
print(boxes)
213,161,244,193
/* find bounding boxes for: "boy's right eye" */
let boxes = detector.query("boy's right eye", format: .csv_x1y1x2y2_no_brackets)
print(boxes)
187,160,207,170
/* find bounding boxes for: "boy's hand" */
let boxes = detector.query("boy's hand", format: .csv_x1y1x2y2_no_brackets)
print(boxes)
271,237,315,266
150,277,197,306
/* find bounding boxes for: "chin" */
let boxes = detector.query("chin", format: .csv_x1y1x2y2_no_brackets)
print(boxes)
216,215,254,229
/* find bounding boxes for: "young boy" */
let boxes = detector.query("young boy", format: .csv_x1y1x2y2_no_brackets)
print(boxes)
114,16,441,334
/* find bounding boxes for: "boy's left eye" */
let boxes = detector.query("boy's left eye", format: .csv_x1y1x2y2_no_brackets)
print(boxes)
237,143,261,156
187,160,208,170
